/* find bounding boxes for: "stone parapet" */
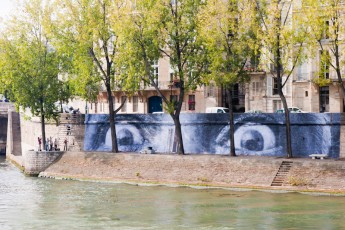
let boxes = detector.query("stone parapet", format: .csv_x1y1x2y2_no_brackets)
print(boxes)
24,150,63,176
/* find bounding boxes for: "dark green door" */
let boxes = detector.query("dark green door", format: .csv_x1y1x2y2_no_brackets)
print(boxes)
148,96,162,113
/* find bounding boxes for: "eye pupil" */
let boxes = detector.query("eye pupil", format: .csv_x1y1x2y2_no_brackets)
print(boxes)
240,130,264,151
118,129,134,145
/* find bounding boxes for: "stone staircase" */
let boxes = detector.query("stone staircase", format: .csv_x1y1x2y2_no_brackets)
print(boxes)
271,161,293,186
58,114,85,151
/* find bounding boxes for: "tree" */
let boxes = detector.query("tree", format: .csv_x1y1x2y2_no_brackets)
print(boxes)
118,0,207,155
0,0,68,148
254,0,309,158
198,0,258,156
301,0,345,110
54,0,129,153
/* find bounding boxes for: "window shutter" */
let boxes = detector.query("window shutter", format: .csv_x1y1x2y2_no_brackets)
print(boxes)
267,77,272,96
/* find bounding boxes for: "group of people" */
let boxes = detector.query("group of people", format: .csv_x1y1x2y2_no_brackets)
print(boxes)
37,137,68,151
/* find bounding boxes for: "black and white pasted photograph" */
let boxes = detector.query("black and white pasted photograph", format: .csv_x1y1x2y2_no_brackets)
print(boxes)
84,113,340,158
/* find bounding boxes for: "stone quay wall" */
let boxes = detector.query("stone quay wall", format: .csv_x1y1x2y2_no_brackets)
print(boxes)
24,150,63,176
20,117,60,153
38,151,345,194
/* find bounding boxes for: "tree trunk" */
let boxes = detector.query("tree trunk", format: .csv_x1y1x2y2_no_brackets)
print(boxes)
279,89,292,158
226,87,236,156
173,116,185,155
106,83,118,153
41,113,46,151
276,38,292,158
334,45,345,110
169,78,185,155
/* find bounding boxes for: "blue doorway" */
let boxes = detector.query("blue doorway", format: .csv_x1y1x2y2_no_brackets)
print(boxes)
148,96,162,113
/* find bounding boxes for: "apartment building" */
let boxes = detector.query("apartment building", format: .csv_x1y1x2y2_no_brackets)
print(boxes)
72,50,344,115
83,55,232,114
245,0,345,114
75,1,345,115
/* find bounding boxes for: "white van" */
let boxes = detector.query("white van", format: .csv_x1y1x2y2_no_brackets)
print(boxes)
206,107,229,113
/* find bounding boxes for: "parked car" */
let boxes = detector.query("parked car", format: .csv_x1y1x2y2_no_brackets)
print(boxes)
206,107,229,113
245,110,262,113
54,102,80,114
275,107,305,113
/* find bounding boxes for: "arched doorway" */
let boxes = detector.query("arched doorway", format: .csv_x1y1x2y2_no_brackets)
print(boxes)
148,96,162,113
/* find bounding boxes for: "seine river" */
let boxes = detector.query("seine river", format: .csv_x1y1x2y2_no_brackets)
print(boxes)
1,156,345,229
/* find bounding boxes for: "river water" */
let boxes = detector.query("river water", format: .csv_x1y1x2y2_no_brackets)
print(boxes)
1,156,345,230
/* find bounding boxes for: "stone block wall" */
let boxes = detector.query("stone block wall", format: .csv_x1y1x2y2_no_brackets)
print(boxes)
6,112,345,158
24,150,62,176
85,113,341,158
6,111,22,157
20,116,60,153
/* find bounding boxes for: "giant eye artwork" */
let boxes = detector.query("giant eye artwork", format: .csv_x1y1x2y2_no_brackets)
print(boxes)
234,123,282,155
214,114,284,156
84,113,340,158
104,125,144,152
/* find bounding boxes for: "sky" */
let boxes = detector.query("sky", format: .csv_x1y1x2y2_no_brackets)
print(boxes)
0,0,15,20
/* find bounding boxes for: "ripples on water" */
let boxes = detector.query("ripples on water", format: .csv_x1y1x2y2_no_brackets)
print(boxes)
1,156,345,229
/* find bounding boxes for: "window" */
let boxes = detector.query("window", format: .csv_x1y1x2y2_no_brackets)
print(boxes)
121,96,127,112
133,96,138,112
170,95,178,103
273,100,282,111
273,78,279,95
252,82,261,96
267,77,272,96
282,77,290,95
322,21,330,39
170,95,178,109
94,102,98,113
296,60,309,81
100,102,104,112
320,86,329,112
320,50,330,79
305,91,308,97
151,60,159,85
270,63,276,72
169,65,175,82
188,95,195,111
206,83,215,97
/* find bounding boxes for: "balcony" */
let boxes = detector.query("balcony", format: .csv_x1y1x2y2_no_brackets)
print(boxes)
294,71,345,83
98,80,181,92
244,64,265,73
138,80,180,91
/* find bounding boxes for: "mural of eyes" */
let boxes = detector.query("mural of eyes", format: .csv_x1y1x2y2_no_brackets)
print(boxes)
234,123,278,154
215,122,282,155
105,126,144,152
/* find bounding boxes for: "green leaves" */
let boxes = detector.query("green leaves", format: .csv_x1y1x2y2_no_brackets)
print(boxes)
198,0,255,87
0,0,65,121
